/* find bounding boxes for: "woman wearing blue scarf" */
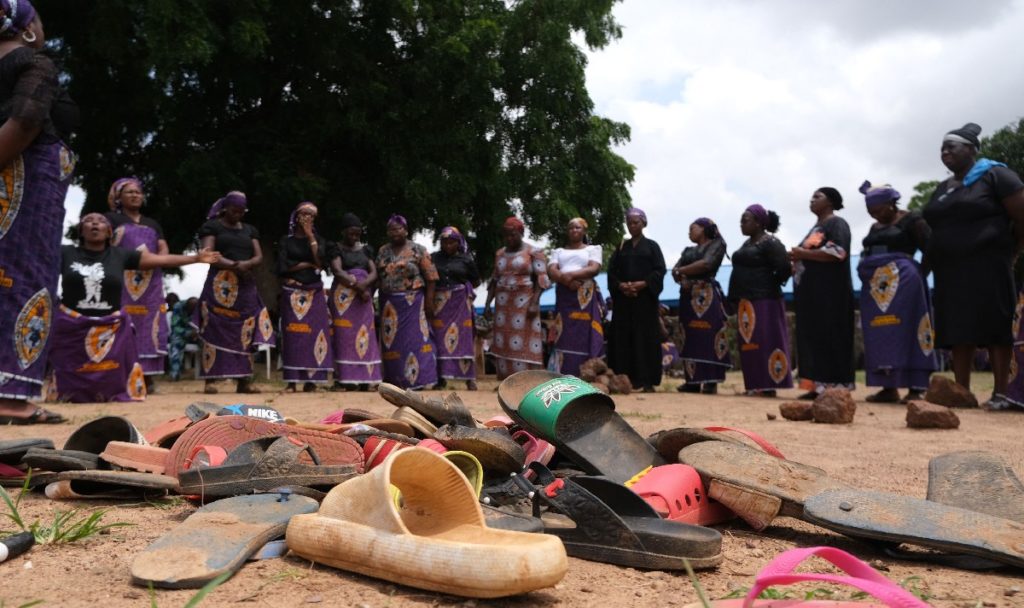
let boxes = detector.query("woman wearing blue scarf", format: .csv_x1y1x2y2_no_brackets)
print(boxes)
923,123,1024,411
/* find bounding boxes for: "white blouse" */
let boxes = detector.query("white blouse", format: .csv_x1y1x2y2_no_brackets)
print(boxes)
549,245,602,273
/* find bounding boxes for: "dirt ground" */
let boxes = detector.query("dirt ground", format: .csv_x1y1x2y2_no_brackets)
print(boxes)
1,372,1022,608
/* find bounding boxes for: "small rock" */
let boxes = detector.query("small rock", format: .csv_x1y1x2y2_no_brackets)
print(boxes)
580,587,593,593
635,590,644,597
779,401,813,421
744,540,757,549
123,591,142,599
305,595,323,604
579,358,608,381
592,381,610,394
609,373,633,395
925,375,979,408
766,413,777,420
1005,586,1021,597
869,560,889,572
812,388,856,424
906,400,960,429
982,601,997,607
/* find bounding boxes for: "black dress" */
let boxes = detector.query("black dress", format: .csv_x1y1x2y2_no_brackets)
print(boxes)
277,234,328,285
924,166,1024,347
727,236,790,302
862,211,929,256
607,236,666,388
794,215,855,387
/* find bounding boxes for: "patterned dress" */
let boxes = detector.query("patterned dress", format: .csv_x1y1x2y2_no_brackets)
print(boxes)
377,242,439,388
489,244,551,380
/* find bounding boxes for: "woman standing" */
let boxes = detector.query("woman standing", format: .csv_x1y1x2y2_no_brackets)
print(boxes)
431,226,481,390
791,187,855,398
607,208,666,392
857,181,937,403
376,214,439,389
547,218,604,377
328,213,381,390
51,213,218,402
924,123,1024,410
277,202,332,392
0,1,79,424
728,205,793,396
167,297,198,380
671,217,731,394
193,191,274,394
105,177,168,393
484,217,551,380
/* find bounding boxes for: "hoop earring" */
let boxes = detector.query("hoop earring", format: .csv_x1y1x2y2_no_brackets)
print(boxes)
21,30,36,44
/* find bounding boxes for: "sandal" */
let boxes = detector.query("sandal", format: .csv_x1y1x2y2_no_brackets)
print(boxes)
899,390,924,404
0,407,65,425
865,389,900,404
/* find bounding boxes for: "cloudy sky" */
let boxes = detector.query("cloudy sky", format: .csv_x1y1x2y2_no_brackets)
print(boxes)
64,0,1024,298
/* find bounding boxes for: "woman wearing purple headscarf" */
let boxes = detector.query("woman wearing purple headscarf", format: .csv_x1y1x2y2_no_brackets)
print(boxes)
193,191,274,394
790,187,855,398
431,226,481,390
547,218,605,377
607,208,666,392
376,214,439,389
728,205,793,396
857,181,936,404
277,202,332,392
50,213,219,402
672,217,731,394
0,0,80,424
104,178,169,393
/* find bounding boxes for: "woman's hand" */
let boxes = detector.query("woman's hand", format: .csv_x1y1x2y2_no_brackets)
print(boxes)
300,215,316,239
789,247,804,262
195,248,221,265
567,279,582,291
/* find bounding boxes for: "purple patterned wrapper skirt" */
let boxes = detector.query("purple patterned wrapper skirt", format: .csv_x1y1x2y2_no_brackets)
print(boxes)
380,290,437,389
50,306,146,403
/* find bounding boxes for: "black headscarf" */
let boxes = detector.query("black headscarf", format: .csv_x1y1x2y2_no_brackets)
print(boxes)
944,122,982,149
816,187,844,210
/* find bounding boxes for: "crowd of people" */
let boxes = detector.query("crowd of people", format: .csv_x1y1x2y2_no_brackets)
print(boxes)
2,0,1024,426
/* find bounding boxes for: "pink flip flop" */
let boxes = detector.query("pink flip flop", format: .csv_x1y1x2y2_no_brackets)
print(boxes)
684,546,931,607
703,426,785,459
628,464,735,526
511,430,556,479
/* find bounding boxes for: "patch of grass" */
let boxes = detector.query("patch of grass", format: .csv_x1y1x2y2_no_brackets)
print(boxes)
0,601,45,608
236,567,307,602
147,572,231,608
899,575,932,602
0,478,133,545
619,410,663,421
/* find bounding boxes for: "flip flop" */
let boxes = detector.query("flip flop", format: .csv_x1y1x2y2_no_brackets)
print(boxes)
683,546,930,607
0,439,54,464
390,406,438,438
131,492,319,588
529,463,723,570
164,415,364,478
46,470,178,500
64,416,145,454
100,442,171,475
432,424,525,475
497,370,664,484
377,383,477,427
286,448,567,598
184,401,224,422
21,447,101,472
143,416,194,448
319,408,382,424
283,417,415,436
217,404,284,422
677,441,852,530
0,407,65,425
627,463,735,526
511,430,556,477
927,450,1024,523
648,426,785,463
177,436,359,499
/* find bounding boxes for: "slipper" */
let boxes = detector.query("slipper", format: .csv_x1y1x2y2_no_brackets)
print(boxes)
482,415,514,429
511,430,556,479
927,450,1024,523
0,439,54,464
683,546,930,607
0,407,65,425
184,401,224,422
64,416,145,454
21,447,101,472
480,503,543,533
390,406,438,438
378,383,477,427
648,426,785,463
0,466,57,488
165,415,364,478
627,463,735,526
433,424,525,475
864,390,901,404
677,441,851,530
131,492,319,588
360,433,418,471
319,408,383,424
415,438,449,454
177,436,360,499
143,416,194,448
497,370,664,484
529,463,723,570
286,448,567,598
442,450,484,497
284,417,415,437
46,470,178,500
100,442,170,475
803,488,1024,569
217,404,284,422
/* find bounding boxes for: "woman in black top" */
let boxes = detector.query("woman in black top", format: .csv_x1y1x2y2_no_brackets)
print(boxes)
857,181,936,404
728,205,793,396
51,213,218,402
924,123,1024,410
672,218,731,394
607,208,666,392
790,187,855,398
194,191,274,394
277,202,332,393
328,212,382,390
0,1,79,424
431,226,481,390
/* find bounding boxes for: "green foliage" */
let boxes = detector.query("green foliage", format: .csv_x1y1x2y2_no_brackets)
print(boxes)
906,180,938,211
1,481,133,545
147,572,231,608
37,0,634,276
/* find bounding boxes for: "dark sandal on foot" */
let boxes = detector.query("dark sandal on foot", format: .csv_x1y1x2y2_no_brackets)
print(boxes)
0,407,65,425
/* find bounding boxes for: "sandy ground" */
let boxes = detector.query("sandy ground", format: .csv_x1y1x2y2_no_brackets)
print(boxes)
1,372,1022,608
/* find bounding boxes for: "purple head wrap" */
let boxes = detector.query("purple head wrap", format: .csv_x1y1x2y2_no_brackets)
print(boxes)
206,191,248,219
693,217,715,229
858,180,900,208
288,201,318,236
0,0,36,37
387,214,407,229
107,177,143,212
439,226,468,254
626,207,647,226
745,204,769,227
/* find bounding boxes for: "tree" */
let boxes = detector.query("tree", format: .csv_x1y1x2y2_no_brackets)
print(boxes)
906,180,938,211
37,0,634,281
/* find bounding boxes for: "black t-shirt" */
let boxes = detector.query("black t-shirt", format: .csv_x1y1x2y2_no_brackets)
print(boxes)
862,210,930,256
432,251,480,287
277,234,328,284
328,243,374,272
105,212,166,241
198,219,260,262
60,245,142,316
728,235,791,301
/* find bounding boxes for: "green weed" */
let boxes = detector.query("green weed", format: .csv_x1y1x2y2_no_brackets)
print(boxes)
147,572,231,608
619,410,663,421
0,478,132,545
